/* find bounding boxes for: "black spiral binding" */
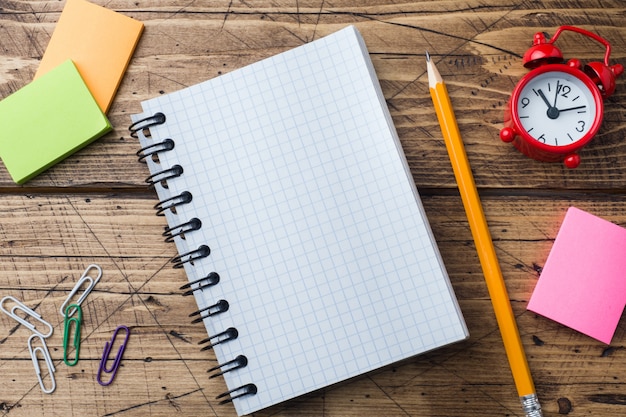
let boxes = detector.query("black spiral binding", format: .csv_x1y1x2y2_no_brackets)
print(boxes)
163,217,202,243
130,112,257,404
180,272,220,296
155,191,192,216
216,384,258,405
137,138,175,162
145,164,184,187
171,244,211,269
207,355,248,379
189,299,229,324
129,112,166,138
198,327,238,351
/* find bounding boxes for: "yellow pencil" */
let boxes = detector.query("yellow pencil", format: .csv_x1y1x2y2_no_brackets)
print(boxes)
426,52,543,417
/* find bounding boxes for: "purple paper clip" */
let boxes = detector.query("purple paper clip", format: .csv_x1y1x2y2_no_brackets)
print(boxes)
97,325,130,386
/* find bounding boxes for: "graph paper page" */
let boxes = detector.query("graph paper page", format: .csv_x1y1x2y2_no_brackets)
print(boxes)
135,25,468,416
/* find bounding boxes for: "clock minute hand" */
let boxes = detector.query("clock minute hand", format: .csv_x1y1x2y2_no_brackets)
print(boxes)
553,80,562,107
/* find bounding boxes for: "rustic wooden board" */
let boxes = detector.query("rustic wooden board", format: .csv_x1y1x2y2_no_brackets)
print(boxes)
0,0,625,416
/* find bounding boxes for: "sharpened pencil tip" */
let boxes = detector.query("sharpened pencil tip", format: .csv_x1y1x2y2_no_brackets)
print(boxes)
425,52,442,87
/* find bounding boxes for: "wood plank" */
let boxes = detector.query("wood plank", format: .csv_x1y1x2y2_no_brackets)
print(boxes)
0,194,624,415
0,1,624,188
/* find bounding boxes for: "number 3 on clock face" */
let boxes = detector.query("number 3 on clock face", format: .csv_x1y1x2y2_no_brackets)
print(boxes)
512,67,603,149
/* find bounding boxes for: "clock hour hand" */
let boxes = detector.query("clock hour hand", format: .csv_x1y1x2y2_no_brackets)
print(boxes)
537,89,559,119
537,89,552,109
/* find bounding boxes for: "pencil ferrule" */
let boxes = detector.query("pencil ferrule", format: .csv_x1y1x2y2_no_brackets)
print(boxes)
520,394,543,417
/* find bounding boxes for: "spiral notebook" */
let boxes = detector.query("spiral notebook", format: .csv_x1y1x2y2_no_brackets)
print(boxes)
130,25,468,416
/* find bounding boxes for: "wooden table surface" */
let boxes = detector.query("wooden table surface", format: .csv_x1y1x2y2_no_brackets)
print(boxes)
1,1,625,416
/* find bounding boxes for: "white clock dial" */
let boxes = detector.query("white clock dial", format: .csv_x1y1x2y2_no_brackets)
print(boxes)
516,70,597,147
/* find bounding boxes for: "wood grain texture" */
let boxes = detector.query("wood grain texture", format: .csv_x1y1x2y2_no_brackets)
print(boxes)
0,0,625,416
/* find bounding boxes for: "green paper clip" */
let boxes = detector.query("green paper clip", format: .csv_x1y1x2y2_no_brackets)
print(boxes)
63,303,82,366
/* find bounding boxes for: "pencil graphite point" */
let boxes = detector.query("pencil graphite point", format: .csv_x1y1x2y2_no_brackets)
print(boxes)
425,53,442,88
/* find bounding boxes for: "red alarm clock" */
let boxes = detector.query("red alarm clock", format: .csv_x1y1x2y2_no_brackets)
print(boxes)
500,26,623,168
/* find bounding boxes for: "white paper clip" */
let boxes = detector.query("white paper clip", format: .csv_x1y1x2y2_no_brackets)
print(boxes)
59,264,102,317
0,296,53,338
28,334,56,394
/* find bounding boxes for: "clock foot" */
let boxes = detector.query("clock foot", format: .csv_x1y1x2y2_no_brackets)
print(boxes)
564,154,581,168
500,127,516,143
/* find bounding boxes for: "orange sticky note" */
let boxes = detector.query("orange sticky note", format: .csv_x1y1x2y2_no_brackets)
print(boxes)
35,0,144,113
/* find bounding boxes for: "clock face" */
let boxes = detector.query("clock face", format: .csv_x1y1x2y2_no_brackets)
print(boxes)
515,70,598,147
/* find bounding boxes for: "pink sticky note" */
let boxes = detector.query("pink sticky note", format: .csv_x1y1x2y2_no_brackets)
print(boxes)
527,206,626,344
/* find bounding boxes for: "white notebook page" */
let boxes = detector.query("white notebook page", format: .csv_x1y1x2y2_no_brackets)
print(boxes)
135,25,467,416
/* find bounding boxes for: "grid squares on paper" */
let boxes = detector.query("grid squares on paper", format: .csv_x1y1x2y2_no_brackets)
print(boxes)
139,25,467,416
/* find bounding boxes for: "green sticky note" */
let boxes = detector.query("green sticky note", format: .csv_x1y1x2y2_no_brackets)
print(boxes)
0,60,112,184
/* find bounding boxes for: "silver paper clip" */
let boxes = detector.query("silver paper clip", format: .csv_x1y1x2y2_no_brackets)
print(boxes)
59,264,102,317
28,334,56,394
97,325,130,386
0,296,53,338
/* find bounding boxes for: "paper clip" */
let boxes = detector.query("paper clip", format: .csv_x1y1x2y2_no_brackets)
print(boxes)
0,296,53,339
59,264,102,317
28,334,56,394
97,325,130,386
63,303,82,366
